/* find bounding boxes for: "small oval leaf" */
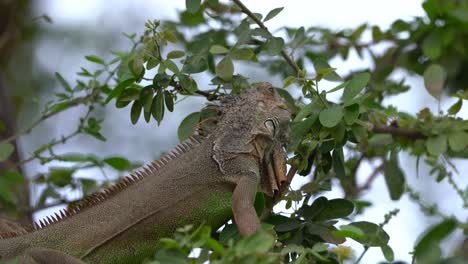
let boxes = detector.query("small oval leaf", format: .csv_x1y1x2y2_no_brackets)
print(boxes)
216,56,234,81
319,106,343,128
178,112,200,141
130,100,142,125
342,72,371,103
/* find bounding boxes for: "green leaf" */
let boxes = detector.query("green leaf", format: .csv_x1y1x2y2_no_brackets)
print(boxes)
85,55,105,65
312,58,342,82
383,151,406,200
204,237,225,254
305,222,345,244
333,225,366,241
48,167,74,187
326,82,348,94
0,142,14,162
105,78,136,104
130,100,142,125
151,91,165,125
332,148,345,179
276,88,299,113
348,221,390,247
424,64,446,98
163,60,179,74
36,185,60,208
342,72,371,103
426,134,447,156
254,192,265,216
414,218,457,261
314,198,354,221
290,27,306,49
162,29,178,43
319,106,343,128
104,157,130,171
178,74,198,93
291,115,318,145
146,58,160,70
186,0,201,13
235,231,275,254
265,37,285,55
219,224,240,245
343,104,360,125
177,112,200,141
294,101,319,122
381,244,395,262
140,87,154,115
274,218,303,232
54,72,72,92
448,99,462,115
422,32,442,59
153,72,171,89
209,45,229,54
164,91,174,112
448,131,468,152
0,171,24,184
372,26,382,41
263,7,284,22
116,88,140,105
283,76,296,88
230,48,254,60
166,50,185,59
215,56,234,81
182,55,207,73
300,197,329,220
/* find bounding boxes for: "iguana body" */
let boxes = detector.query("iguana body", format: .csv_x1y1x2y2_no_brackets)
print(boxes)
0,82,291,263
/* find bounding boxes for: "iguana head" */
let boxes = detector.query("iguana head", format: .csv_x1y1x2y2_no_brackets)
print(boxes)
212,82,291,196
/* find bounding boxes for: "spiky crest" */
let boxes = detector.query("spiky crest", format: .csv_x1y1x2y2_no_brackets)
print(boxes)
0,135,204,239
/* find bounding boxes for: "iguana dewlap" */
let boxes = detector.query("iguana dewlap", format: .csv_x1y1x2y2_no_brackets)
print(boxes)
0,82,291,264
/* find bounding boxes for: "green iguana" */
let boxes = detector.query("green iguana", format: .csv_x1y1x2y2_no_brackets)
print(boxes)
0,82,291,263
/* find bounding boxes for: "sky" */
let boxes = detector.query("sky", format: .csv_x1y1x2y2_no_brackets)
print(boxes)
29,1,468,263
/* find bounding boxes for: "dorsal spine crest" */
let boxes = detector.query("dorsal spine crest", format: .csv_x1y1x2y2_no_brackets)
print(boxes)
0,136,204,239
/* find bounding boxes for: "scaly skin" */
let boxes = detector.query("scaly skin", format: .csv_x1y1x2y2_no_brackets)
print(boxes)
0,82,291,264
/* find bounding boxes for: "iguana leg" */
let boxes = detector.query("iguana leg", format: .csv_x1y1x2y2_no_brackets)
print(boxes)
232,175,261,236
20,248,85,264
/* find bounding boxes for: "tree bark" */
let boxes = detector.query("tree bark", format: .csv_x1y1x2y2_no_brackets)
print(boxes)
0,0,33,225
0,75,32,225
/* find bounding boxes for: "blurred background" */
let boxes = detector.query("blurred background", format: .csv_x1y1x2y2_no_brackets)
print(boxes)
0,0,467,263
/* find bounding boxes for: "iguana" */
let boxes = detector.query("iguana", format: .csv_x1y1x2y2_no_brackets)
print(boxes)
0,82,291,264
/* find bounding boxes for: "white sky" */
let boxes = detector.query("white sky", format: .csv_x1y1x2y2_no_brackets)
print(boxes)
31,1,468,263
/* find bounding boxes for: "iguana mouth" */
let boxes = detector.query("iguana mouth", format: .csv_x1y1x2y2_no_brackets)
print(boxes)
272,143,288,194
261,142,288,197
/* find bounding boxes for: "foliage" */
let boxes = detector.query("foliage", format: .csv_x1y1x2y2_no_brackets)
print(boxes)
1,0,468,263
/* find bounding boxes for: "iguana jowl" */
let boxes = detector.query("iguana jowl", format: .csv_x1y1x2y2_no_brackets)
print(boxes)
0,82,291,263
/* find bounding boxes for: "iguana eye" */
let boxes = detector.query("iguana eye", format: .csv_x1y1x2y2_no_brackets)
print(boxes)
264,118,277,136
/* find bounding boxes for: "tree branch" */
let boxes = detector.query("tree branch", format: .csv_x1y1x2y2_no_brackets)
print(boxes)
231,0,301,75
371,125,426,140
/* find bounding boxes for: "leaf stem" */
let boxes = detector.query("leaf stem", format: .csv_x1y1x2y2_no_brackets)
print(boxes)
354,246,369,264
231,0,301,75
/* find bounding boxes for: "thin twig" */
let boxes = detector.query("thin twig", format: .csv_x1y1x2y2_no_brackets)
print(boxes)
1,95,93,144
231,0,301,75
357,163,384,192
